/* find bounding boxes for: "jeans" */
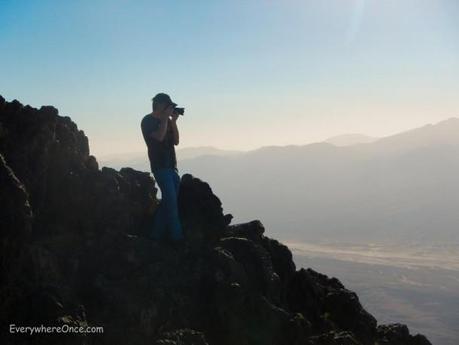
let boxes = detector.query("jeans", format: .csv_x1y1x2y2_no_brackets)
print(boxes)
151,167,184,241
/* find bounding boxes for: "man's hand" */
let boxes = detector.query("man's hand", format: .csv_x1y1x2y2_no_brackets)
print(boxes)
160,109,171,121
159,104,174,121
170,116,179,145
171,113,179,122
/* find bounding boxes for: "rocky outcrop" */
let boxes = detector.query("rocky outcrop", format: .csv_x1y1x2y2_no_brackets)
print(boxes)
0,95,432,345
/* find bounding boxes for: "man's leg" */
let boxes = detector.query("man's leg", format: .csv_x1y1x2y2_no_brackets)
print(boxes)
161,169,184,241
173,169,181,197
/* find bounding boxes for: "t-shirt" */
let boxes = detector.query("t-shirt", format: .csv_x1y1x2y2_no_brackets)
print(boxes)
140,114,177,172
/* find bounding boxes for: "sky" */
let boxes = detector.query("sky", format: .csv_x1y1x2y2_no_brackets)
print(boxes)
1,0,458,157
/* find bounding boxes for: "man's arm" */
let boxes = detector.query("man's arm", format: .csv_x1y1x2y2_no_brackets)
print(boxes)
170,118,179,145
150,117,169,142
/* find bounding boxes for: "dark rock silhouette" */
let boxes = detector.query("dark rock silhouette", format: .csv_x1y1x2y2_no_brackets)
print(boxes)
0,95,432,345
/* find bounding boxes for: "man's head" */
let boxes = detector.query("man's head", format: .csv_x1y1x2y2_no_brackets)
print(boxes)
152,93,177,113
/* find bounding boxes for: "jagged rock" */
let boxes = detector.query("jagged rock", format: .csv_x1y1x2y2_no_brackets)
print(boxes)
0,96,432,345
0,153,33,239
376,323,432,345
323,288,377,344
154,328,209,345
217,236,281,302
307,330,360,345
224,219,266,241
178,173,233,245
0,153,34,342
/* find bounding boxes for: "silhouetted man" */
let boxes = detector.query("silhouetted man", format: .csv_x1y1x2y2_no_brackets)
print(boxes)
141,93,184,241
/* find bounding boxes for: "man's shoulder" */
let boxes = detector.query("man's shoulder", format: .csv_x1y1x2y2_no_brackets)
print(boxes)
141,113,151,123
141,114,158,127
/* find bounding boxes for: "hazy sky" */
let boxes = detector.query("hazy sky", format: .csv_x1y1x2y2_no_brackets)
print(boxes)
1,0,458,157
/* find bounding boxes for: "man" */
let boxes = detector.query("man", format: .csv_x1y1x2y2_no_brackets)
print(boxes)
140,93,184,241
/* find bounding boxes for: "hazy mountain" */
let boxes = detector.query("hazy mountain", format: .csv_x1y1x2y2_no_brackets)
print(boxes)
179,118,459,244
325,133,378,146
175,146,243,160
354,117,459,154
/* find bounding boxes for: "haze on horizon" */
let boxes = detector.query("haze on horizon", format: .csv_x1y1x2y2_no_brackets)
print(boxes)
1,0,458,157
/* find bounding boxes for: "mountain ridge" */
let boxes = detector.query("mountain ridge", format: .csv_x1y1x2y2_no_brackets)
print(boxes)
325,134,378,146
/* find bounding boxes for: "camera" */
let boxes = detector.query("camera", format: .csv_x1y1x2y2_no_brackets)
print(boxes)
174,107,185,116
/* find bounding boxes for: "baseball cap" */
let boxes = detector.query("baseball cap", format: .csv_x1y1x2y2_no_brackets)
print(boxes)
152,93,177,107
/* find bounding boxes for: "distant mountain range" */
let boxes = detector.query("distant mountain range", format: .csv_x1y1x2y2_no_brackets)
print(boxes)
177,118,459,244
325,133,378,146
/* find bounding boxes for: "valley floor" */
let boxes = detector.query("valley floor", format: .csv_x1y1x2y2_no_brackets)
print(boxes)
288,241,459,345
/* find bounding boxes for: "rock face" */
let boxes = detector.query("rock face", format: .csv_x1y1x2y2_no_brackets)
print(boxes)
0,95,432,345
